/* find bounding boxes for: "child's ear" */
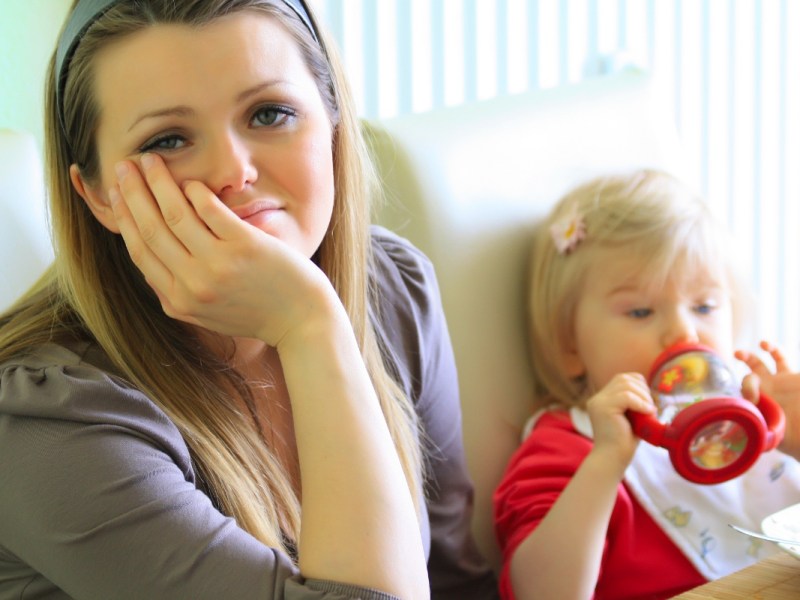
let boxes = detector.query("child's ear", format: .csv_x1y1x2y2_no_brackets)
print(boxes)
561,342,585,378
69,164,121,234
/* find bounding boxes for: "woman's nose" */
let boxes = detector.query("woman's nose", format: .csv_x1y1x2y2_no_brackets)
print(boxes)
206,132,258,199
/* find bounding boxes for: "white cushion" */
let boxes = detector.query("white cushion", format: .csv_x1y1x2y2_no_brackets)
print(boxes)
366,70,690,568
0,129,53,312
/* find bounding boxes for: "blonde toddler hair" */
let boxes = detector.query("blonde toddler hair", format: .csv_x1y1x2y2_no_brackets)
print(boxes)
527,169,750,407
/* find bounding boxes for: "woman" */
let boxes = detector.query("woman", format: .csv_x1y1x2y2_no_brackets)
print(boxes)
0,1,497,598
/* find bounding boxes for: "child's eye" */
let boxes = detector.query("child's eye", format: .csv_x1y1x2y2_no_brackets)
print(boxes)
139,133,187,154
251,105,296,128
694,303,716,315
628,308,653,319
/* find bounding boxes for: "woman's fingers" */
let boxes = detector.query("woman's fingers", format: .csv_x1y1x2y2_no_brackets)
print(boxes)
138,153,254,249
109,183,176,299
115,159,193,260
182,179,256,242
113,157,224,316
136,153,225,252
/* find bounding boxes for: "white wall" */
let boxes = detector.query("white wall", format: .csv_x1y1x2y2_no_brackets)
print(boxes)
0,0,71,154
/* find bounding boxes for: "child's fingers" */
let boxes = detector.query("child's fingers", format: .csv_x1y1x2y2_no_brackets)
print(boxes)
740,373,761,403
734,349,772,378
627,390,657,415
759,340,792,373
594,373,655,415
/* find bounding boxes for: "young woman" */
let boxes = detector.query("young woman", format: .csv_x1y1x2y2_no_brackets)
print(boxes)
493,170,800,599
0,1,497,598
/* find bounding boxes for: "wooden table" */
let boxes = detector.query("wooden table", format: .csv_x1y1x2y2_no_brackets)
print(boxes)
673,551,800,599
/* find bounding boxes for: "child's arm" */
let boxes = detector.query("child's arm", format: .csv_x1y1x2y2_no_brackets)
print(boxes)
508,373,655,600
736,340,800,460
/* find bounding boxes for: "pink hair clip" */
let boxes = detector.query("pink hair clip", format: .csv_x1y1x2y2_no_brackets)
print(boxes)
550,203,586,254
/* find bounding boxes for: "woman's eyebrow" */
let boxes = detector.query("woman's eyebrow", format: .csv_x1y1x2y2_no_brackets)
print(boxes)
126,80,293,132
128,106,194,132
235,79,290,103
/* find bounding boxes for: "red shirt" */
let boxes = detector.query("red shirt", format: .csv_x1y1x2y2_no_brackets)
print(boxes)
493,410,706,599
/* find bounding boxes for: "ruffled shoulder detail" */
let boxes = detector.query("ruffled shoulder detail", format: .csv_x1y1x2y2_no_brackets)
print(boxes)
370,225,437,314
0,342,187,463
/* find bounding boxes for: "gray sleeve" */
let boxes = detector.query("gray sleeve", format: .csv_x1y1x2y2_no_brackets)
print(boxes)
370,227,499,600
0,354,398,600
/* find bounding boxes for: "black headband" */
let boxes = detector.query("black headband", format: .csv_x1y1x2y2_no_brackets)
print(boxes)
55,0,320,135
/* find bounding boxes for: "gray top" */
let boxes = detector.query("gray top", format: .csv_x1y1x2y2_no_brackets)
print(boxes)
0,226,497,600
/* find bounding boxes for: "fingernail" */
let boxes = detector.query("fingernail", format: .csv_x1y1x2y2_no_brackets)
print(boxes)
108,187,120,206
115,162,129,179
141,153,155,170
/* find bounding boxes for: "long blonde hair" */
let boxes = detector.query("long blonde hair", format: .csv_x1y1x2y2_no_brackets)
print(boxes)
527,169,750,407
0,0,422,556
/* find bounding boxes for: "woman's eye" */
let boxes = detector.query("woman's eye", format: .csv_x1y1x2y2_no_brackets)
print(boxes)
139,134,186,153
251,105,295,128
628,308,653,319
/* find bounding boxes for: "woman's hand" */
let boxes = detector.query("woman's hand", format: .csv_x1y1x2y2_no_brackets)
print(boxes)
109,153,338,346
586,373,656,471
736,341,800,460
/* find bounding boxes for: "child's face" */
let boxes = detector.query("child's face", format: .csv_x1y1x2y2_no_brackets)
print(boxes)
563,247,734,395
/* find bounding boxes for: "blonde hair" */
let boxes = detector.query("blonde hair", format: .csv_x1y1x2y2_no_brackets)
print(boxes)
0,0,422,557
527,169,750,407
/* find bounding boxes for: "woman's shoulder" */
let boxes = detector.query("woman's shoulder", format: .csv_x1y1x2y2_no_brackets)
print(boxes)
370,226,454,399
0,340,182,446
369,225,437,300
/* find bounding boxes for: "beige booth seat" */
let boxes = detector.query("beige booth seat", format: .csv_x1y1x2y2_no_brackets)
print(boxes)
365,69,691,570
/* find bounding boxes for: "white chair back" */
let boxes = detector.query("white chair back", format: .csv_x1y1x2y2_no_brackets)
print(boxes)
0,129,53,311
366,70,691,568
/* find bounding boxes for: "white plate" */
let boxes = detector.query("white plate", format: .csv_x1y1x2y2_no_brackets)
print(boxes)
762,502,800,559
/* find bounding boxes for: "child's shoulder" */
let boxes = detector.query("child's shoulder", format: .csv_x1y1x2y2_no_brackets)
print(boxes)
515,404,593,457
521,405,570,437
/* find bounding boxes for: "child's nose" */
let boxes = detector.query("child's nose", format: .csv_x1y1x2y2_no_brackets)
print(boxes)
661,309,700,348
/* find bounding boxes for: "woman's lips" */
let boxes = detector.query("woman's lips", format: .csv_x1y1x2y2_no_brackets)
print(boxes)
232,201,283,226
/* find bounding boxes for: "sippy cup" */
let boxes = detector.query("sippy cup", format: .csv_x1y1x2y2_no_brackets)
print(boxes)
628,342,785,484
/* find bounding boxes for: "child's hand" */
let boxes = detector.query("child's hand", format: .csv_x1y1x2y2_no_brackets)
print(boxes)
736,340,800,460
585,373,656,470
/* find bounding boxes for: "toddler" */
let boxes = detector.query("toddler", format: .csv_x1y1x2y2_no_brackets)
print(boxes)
493,169,800,599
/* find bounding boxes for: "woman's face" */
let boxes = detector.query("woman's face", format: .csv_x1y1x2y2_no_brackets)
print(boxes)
81,11,335,259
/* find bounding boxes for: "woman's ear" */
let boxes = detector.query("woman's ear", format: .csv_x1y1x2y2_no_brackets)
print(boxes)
69,164,120,233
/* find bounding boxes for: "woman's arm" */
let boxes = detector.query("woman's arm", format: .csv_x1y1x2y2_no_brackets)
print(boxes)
279,302,428,598
111,155,429,599
370,229,499,599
